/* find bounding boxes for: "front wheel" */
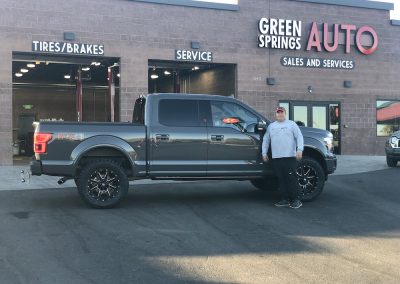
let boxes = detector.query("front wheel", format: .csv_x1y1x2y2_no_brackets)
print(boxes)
77,159,129,209
296,157,325,202
386,156,398,167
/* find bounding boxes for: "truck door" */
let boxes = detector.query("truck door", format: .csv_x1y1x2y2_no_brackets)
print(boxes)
205,100,267,177
149,98,208,177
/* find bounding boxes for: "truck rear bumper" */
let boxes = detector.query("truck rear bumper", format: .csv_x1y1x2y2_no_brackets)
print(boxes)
30,159,42,176
30,158,74,177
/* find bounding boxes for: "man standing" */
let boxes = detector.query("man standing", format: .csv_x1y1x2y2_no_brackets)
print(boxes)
262,107,304,209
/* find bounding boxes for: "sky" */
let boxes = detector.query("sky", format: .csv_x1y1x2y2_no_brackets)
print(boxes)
372,0,400,19
195,0,400,20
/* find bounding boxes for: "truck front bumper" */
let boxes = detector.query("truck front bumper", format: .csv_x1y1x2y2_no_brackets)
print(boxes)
30,159,42,176
325,155,337,174
385,146,400,160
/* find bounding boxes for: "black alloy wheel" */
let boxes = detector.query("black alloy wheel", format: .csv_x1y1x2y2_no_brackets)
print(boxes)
296,157,325,202
77,159,129,209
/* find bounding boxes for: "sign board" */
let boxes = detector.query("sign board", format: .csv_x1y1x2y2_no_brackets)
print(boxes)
175,50,213,62
280,56,355,69
32,41,104,55
258,18,378,55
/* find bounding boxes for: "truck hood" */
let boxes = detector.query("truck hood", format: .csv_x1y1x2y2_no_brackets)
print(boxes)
300,126,333,139
390,130,400,138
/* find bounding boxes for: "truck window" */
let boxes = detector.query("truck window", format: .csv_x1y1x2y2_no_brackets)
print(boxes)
132,97,146,124
210,101,258,133
159,99,200,127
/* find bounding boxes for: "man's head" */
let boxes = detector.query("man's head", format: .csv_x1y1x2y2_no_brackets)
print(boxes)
275,107,286,122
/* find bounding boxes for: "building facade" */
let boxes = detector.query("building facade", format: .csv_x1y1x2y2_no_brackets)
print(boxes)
0,0,399,165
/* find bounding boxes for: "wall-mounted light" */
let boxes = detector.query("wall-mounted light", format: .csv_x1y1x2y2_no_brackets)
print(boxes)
15,73,23,77
344,80,352,88
64,32,75,41
150,74,159,79
91,62,101,66
82,67,90,71
117,73,120,77
192,66,200,71
27,63,35,68
308,86,313,93
191,41,201,49
164,70,171,75
266,77,275,85
20,68,29,73
22,104,34,110
64,74,71,79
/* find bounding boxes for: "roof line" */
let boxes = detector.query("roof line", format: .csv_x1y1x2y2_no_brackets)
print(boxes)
391,20,400,26
292,0,394,11
130,0,239,11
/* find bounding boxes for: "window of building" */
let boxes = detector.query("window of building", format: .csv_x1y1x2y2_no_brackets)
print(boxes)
377,100,400,136
159,99,199,127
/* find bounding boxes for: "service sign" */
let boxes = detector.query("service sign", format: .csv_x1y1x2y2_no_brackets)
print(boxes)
281,56,355,70
175,50,213,62
32,41,104,55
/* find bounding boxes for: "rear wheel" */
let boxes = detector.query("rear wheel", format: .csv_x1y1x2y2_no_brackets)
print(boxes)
77,159,129,209
296,157,325,202
386,156,398,167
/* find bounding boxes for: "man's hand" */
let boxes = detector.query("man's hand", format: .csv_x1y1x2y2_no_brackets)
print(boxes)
263,155,269,162
296,151,303,161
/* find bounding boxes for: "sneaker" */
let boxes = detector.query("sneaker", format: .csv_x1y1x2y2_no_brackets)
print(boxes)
289,200,303,209
274,199,290,207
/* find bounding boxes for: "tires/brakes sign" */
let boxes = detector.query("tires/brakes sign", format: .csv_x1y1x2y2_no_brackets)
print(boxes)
32,41,104,55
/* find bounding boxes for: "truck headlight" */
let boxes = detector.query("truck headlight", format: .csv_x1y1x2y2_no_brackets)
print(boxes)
324,136,334,153
390,136,399,147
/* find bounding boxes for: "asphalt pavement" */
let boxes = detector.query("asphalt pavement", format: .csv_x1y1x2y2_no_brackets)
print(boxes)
0,167,399,283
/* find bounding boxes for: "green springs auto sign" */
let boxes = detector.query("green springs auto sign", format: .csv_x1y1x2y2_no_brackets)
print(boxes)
258,18,378,70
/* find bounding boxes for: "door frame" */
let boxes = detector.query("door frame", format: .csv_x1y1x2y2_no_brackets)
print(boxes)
279,100,342,154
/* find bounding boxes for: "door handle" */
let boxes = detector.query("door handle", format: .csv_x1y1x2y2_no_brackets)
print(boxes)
211,135,224,142
155,134,170,141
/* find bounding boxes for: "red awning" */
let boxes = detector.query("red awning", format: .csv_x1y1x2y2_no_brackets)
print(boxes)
377,103,400,122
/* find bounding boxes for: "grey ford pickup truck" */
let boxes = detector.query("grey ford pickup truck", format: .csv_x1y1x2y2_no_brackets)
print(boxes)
30,93,337,208
385,130,400,167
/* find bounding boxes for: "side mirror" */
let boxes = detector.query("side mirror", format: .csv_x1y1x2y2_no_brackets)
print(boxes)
257,120,267,132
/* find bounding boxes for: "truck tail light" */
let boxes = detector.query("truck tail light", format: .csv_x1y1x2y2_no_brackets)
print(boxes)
34,133,52,154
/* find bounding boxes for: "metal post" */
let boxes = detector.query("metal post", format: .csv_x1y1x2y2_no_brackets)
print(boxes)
108,67,115,122
76,69,82,122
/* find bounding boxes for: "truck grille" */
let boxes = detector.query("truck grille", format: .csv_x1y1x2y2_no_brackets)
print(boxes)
395,138,400,148
390,137,400,148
